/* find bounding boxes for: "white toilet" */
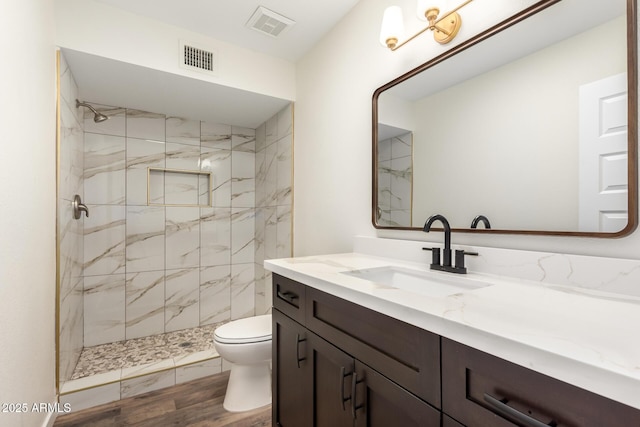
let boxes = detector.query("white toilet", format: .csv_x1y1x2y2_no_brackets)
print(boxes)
213,314,272,412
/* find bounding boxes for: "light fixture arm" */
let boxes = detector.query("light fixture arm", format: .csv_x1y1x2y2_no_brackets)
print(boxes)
387,0,473,50
390,23,434,51
437,0,473,22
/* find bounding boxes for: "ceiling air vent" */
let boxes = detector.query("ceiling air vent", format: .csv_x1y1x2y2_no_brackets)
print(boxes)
179,41,218,76
246,6,295,38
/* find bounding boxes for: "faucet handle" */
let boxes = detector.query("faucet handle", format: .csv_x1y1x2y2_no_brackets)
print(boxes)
454,250,478,273
460,250,478,257
422,247,441,267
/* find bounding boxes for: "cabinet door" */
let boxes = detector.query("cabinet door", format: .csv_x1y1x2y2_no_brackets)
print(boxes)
443,415,466,427
353,361,441,427
273,309,312,427
307,332,356,427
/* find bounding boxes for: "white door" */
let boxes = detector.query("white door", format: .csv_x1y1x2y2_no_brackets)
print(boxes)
578,73,628,232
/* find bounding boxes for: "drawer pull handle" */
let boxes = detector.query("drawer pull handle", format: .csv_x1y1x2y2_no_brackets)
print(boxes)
351,372,365,419
277,290,298,305
339,366,352,410
484,393,557,427
295,334,306,368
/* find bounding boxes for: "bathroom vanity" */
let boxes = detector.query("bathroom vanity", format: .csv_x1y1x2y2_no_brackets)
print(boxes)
266,250,640,427
268,0,640,423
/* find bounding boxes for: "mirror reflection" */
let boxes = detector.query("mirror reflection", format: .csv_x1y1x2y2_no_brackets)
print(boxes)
376,124,413,226
374,0,636,235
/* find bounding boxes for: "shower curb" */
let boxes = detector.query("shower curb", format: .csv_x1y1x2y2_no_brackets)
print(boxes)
59,351,224,413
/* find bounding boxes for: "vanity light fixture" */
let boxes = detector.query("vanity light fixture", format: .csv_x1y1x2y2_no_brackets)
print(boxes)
380,0,473,50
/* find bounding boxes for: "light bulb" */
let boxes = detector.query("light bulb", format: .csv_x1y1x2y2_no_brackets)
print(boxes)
379,6,404,48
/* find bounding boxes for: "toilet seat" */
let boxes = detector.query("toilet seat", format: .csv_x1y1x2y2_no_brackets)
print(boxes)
214,314,272,344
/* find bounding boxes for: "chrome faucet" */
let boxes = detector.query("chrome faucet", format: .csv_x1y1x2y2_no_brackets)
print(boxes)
423,214,477,274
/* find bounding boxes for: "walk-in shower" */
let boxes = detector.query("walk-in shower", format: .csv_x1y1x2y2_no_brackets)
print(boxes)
57,50,293,411
76,99,109,123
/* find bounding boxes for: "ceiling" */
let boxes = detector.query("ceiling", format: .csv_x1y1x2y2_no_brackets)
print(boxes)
95,0,360,62
66,0,360,127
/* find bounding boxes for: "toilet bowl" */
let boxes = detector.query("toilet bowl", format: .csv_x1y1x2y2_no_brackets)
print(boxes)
213,314,272,412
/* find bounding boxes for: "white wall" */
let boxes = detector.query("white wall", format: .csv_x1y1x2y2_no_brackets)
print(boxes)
294,0,640,260
55,0,296,101
0,0,57,426
378,92,415,131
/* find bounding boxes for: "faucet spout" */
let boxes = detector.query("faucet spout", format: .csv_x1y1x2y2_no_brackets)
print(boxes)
422,214,478,274
423,214,451,266
471,215,491,229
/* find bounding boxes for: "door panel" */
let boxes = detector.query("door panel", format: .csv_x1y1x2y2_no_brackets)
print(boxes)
579,72,628,232
443,415,466,427
308,333,355,427
354,361,440,427
273,310,312,427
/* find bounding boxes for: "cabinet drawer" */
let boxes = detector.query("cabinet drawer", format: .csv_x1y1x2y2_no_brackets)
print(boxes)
273,274,306,324
306,287,441,408
442,338,640,427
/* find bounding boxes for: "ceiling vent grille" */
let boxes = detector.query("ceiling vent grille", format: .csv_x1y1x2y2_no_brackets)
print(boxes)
180,41,218,75
246,6,295,38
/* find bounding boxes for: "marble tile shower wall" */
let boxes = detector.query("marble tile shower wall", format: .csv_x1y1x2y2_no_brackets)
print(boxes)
378,132,412,227
58,52,85,382
255,105,293,315
81,103,292,347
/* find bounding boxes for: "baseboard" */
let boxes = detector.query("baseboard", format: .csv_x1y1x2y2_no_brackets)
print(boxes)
42,409,57,427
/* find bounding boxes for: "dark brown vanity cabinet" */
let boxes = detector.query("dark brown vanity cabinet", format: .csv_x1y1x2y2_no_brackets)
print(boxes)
272,274,640,427
272,274,440,427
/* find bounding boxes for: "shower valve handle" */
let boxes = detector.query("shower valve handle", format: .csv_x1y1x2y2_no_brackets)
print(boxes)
72,195,89,219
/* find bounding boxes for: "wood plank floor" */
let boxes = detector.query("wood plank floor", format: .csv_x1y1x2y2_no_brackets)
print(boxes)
53,371,271,427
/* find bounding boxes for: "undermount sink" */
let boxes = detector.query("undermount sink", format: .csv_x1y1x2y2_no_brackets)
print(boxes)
341,266,492,298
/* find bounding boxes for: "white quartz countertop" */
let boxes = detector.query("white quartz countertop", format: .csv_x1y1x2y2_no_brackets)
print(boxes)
265,252,640,410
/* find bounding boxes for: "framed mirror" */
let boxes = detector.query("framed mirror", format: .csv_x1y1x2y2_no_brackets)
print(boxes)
372,0,637,237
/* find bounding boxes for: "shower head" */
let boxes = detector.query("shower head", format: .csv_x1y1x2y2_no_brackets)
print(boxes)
75,99,109,123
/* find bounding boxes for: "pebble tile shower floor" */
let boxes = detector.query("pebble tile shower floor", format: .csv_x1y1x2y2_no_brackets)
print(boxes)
71,324,219,379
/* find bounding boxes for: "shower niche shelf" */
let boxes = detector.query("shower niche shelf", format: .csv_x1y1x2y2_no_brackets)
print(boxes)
147,167,213,207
